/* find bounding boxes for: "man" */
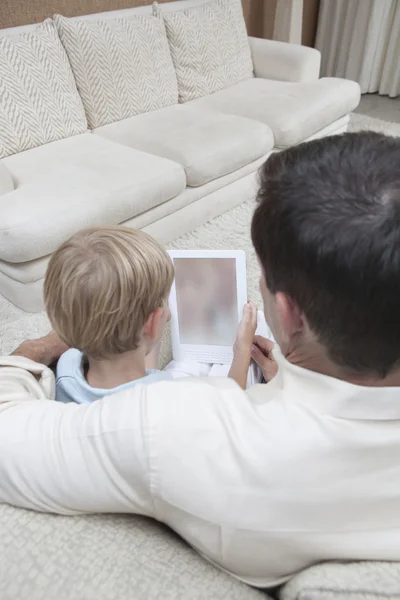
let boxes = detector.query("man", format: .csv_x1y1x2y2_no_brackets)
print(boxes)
1,132,400,588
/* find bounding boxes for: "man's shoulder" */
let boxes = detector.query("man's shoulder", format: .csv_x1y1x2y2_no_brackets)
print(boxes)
142,376,258,417
104,376,276,432
112,374,246,406
149,375,241,393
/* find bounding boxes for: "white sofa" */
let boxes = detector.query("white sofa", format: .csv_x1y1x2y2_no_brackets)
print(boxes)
0,0,361,312
2,502,400,600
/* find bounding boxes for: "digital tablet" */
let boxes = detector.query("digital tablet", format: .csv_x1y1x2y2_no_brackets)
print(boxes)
168,250,247,364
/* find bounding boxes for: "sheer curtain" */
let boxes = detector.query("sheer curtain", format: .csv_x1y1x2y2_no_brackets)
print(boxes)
315,0,400,97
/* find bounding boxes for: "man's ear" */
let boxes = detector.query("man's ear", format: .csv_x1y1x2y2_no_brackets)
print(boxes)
143,307,164,341
275,292,304,340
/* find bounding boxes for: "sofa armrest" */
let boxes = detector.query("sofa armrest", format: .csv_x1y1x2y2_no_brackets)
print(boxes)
279,561,400,600
0,162,14,196
249,37,321,83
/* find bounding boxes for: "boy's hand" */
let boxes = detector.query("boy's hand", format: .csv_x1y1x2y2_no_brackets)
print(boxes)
233,301,258,357
229,302,258,390
251,335,278,382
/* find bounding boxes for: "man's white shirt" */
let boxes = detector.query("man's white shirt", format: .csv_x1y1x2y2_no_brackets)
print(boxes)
1,350,400,587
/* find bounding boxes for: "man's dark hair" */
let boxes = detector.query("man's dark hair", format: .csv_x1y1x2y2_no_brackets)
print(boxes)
251,131,400,377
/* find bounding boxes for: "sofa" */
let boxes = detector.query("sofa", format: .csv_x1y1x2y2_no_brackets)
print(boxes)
1,503,400,600
2,3,400,597
0,0,361,313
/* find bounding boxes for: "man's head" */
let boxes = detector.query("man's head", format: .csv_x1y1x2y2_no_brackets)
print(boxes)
44,226,174,359
252,131,400,378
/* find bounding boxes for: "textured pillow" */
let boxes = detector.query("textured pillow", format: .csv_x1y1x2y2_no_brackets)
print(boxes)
0,20,87,159
54,14,179,129
163,0,254,103
280,561,400,600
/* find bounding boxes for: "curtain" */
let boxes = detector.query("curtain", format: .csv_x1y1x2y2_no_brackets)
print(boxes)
272,0,304,44
315,0,400,97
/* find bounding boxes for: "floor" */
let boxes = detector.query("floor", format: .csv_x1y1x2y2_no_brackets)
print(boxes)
354,93,400,123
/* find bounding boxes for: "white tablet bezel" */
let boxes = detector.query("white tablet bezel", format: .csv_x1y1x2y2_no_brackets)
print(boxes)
168,249,247,364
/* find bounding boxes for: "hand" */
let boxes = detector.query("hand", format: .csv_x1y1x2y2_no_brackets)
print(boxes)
251,335,278,382
229,302,258,390
233,301,258,357
11,331,69,366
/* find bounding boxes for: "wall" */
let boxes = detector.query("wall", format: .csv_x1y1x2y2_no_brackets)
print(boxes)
0,0,319,45
0,0,262,33
0,0,169,29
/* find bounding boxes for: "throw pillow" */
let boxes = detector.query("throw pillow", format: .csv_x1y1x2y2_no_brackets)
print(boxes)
54,14,179,129
162,0,254,103
0,20,87,159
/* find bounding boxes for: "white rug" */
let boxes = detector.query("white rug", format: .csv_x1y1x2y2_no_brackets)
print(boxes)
1,113,399,359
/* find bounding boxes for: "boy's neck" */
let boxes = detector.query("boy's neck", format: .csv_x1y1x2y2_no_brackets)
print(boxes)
86,348,147,390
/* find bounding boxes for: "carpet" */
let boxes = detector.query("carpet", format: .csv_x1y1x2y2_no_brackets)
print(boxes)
0,112,399,360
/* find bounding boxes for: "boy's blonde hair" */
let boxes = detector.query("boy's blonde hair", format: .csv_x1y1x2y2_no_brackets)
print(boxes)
44,226,174,358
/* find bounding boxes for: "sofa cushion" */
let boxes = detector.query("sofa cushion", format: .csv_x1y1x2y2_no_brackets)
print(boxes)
188,77,361,148
163,0,254,103
95,105,273,187
0,162,14,196
0,20,87,159
0,505,271,600
1,134,186,263
280,561,400,600
54,14,178,129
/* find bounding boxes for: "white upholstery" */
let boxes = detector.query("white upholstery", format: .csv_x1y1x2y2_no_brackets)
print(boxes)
2,131,184,189
0,0,361,312
249,37,321,83
0,153,267,283
0,161,14,196
1,134,185,263
0,21,87,159
0,166,266,312
0,505,272,600
54,13,178,129
95,105,273,186
162,0,254,103
280,561,400,600
188,77,361,148
303,115,349,142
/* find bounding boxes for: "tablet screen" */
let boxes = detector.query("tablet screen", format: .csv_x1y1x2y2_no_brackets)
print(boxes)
173,257,238,346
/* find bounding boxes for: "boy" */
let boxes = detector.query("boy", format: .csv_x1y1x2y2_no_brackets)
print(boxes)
44,226,272,403
44,226,177,403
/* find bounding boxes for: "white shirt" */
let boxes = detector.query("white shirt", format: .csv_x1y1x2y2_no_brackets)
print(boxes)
1,351,400,588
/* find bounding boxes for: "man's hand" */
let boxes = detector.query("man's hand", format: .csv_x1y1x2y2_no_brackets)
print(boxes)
11,331,69,366
251,335,278,382
229,302,258,389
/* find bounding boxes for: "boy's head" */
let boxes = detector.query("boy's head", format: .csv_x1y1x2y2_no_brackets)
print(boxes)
44,226,174,358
